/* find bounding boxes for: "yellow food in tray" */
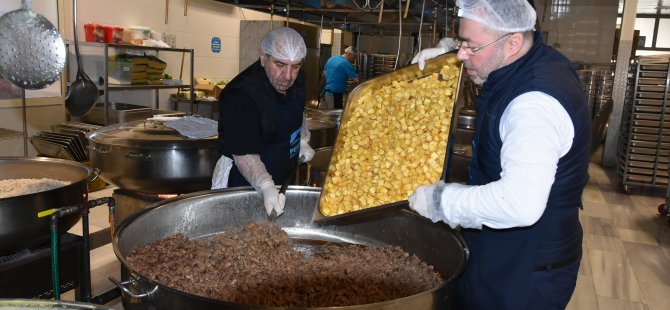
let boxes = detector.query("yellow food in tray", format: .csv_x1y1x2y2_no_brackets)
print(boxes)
319,61,461,216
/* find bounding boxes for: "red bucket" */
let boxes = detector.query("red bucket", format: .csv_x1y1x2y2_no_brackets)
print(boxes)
103,25,124,44
84,23,104,43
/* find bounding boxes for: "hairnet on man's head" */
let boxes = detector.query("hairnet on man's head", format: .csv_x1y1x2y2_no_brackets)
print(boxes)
344,46,357,54
457,0,537,33
260,27,307,61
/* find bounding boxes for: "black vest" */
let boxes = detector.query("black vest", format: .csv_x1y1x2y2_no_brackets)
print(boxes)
457,32,591,309
221,61,305,187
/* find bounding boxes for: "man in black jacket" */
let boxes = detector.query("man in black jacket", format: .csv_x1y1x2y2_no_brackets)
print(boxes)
212,27,315,217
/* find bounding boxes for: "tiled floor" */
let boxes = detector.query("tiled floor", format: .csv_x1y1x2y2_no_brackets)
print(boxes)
61,155,670,309
566,159,670,310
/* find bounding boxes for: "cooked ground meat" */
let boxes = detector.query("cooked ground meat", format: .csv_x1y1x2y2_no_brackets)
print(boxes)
0,178,70,199
127,221,444,307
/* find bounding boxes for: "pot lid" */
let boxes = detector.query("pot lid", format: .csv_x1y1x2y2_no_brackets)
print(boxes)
87,119,218,149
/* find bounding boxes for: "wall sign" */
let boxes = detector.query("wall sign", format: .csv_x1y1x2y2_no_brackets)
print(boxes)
211,37,221,53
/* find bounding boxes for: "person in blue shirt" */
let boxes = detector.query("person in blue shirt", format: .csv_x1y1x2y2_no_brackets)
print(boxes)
322,46,360,109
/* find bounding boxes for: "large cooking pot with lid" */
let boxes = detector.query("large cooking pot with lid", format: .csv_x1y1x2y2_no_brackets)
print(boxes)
0,299,112,309
87,119,219,194
0,157,91,255
306,119,338,149
113,187,468,309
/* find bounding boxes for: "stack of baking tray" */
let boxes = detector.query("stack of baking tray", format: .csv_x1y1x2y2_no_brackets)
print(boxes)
370,54,397,77
51,122,101,150
30,131,89,162
617,56,670,192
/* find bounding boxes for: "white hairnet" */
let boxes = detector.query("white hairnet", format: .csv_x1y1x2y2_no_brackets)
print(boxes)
260,27,307,61
344,46,357,54
457,0,537,33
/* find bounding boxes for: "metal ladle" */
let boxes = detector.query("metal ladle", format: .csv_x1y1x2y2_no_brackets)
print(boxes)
64,0,99,117
0,0,66,90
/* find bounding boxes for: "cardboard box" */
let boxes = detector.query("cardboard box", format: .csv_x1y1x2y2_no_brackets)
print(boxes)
213,84,226,99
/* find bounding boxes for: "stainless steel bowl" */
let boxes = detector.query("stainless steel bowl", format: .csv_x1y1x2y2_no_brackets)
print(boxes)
0,157,91,254
113,187,469,309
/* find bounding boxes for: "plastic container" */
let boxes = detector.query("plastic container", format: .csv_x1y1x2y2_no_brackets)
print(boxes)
103,26,124,44
123,26,151,45
84,23,105,43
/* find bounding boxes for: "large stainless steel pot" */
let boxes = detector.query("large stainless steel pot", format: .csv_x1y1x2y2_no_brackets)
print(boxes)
87,119,219,194
113,187,468,309
0,157,91,255
0,299,112,309
306,119,338,149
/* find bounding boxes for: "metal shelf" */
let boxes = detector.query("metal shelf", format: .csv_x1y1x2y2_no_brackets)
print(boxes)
0,127,24,140
106,84,192,90
78,41,193,53
66,42,195,125
618,56,670,192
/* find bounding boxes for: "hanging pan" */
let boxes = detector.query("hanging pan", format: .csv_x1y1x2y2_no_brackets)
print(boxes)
0,0,66,89
64,0,99,117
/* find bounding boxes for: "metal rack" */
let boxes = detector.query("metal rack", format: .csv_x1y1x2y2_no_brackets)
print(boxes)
617,56,670,193
68,42,195,125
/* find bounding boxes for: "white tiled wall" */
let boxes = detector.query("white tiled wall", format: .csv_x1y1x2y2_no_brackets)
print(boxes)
0,0,283,157
536,1,618,63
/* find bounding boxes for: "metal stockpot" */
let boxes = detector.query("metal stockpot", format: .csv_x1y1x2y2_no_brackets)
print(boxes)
306,119,338,149
113,187,468,309
0,299,112,309
0,157,91,255
87,119,219,194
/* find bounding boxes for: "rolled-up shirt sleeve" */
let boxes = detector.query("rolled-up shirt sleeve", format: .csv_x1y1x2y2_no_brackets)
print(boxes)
438,91,574,229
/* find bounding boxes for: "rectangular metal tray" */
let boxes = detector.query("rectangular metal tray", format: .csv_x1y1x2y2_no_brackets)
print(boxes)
82,102,185,125
313,53,464,222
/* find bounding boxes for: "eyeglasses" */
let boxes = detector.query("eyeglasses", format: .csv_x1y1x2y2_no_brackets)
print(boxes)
456,33,513,56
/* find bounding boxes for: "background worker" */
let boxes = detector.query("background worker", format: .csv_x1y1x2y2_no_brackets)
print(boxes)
212,27,315,217
410,0,591,308
322,46,360,109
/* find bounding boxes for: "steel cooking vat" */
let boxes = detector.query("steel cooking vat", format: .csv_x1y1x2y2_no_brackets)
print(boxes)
0,157,91,255
0,299,112,309
113,187,468,309
87,119,219,194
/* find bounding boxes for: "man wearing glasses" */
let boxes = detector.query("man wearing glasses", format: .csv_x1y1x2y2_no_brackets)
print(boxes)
410,0,590,308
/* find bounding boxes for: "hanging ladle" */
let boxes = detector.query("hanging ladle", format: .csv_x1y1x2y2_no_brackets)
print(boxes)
0,0,66,90
64,0,99,117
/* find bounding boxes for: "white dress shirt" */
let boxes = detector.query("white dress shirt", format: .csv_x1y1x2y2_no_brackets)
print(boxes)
439,91,575,229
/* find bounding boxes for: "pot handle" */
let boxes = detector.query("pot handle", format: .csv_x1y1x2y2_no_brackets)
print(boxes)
109,276,158,299
126,152,151,160
88,144,112,154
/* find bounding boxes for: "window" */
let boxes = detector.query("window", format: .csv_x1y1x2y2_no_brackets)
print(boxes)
657,19,670,48
634,18,655,48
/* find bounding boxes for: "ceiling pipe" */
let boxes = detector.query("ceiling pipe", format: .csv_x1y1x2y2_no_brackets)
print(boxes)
378,1,384,24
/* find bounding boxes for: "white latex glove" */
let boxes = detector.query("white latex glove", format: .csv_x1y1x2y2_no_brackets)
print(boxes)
411,47,446,70
259,179,286,216
408,181,450,225
437,38,459,53
299,140,315,162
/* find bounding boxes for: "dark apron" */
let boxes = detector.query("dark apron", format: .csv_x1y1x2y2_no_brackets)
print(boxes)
228,94,303,187
456,205,582,309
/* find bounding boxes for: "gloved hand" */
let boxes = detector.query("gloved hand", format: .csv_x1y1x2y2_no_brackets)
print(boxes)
259,179,286,216
299,140,315,162
411,47,446,70
408,181,447,223
437,37,459,53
